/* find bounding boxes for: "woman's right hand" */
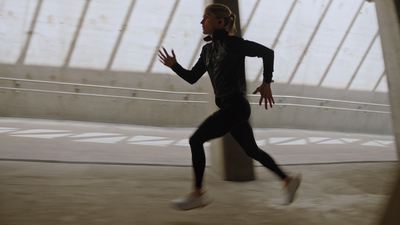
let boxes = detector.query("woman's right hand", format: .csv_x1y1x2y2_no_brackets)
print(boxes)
158,47,177,68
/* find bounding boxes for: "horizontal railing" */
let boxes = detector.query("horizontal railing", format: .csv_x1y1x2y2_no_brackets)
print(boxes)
247,94,390,114
254,95,390,107
0,77,391,114
0,77,208,104
0,77,207,95
0,87,209,104
259,103,390,114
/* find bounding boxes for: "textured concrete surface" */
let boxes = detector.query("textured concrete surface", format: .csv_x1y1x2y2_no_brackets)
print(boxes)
0,161,398,225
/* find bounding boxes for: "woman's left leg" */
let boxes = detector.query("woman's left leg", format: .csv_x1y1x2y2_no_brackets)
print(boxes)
230,121,287,180
230,121,301,204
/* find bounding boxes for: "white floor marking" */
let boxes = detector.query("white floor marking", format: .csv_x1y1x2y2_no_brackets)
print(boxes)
317,139,345,145
277,139,307,145
129,140,175,147
362,141,387,147
0,127,394,149
11,133,73,139
70,133,122,138
374,140,393,145
128,135,167,142
74,136,127,144
308,137,330,143
340,138,360,143
175,139,190,146
0,127,18,133
256,140,266,146
269,137,295,144
11,129,70,134
128,135,173,147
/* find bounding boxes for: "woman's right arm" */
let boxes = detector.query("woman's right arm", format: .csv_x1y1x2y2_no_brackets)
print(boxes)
171,58,206,84
158,47,206,85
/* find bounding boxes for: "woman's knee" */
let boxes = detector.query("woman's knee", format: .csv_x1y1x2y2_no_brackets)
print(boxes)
189,134,203,147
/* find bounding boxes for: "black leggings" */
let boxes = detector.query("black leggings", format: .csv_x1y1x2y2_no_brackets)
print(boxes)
189,94,287,188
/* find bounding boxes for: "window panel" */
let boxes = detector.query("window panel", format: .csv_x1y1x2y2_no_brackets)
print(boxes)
25,0,86,66
68,0,132,69
0,0,38,63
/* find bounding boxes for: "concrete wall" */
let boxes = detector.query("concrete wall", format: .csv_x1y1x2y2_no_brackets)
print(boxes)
0,62,392,134
0,64,210,127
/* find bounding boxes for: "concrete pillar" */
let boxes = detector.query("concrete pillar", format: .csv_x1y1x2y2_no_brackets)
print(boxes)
210,0,255,181
374,0,400,224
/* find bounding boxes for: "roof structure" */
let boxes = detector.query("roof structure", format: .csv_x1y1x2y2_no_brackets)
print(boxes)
0,0,386,92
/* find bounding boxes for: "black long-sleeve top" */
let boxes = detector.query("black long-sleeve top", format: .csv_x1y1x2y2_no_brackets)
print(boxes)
172,29,274,101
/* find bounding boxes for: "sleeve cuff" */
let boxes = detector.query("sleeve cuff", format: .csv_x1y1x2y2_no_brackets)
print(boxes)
263,73,274,83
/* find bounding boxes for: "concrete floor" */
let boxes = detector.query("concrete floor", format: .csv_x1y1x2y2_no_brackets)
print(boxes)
0,117,399,225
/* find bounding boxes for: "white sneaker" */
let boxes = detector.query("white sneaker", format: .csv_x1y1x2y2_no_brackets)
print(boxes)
285,174,301,205
170,192,212,210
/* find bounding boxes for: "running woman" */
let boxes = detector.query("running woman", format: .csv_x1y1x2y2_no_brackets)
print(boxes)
158,3,301,210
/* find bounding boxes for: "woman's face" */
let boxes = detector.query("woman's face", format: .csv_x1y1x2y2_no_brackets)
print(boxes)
201,9,222,35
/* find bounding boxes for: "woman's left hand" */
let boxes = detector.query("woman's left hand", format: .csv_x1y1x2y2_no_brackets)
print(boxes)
253,82,275,110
